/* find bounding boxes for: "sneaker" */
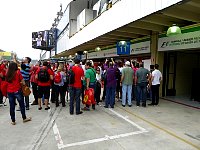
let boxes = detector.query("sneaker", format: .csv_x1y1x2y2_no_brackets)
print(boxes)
26,107,29,110
11,122,16,125
38,107,42,110
104,106,108,108
45,107,50,110
148,103,155,106
76,111,83,115
23,117,32,123
31,101,38,105
128,105,132,107
122,104,125,107
82,107,90,111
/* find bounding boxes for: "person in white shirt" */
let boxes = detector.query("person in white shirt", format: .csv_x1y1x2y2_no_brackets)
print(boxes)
149,64,162,106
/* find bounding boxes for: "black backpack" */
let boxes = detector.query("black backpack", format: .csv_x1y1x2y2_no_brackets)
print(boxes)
66,68,75,85
38,67,50,82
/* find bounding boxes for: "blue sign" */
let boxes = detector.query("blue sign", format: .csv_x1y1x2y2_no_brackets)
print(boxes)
117,41,131,55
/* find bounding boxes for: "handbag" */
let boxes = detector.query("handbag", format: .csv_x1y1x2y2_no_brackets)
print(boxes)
21,84,31,96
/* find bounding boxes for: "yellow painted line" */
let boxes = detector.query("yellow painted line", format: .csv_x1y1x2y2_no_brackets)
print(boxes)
117,106,200,150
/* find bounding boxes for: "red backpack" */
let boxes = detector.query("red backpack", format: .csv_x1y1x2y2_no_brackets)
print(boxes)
54,72,62,83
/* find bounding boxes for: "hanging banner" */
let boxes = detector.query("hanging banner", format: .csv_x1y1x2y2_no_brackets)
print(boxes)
158,30,200,51
0,51,11,56
87,48,118,59
130,41,150,55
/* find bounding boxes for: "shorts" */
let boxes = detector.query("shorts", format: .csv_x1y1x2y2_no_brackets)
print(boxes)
38,86,50,99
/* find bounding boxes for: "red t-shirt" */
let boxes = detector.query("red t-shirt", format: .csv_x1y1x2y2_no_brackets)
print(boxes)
72,66,84,88
0,64,7,77
36,67,54,87
30,66,39,83
7,70,23,93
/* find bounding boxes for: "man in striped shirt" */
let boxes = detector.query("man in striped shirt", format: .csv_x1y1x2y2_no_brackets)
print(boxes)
21,57,31,110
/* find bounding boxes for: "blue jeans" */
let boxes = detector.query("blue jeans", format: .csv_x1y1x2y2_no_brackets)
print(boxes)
136,82,148,105
69,87,81,114
105,87,116,107
8,91,26,122
122,84,132,106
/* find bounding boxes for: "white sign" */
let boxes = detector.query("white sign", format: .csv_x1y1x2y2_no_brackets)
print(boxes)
87,48,118,59
130,41,150,55
158,30,200,51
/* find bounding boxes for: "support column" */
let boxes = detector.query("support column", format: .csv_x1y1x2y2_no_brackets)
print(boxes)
150,32,158,65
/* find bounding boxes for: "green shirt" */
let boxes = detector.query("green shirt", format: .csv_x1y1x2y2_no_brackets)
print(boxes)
85,68,96,83
122,67,134,85
136,67,150,83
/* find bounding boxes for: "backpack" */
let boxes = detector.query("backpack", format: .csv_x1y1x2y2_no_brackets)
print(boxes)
66,69,75,85
54,72,62,84
38,67,50,82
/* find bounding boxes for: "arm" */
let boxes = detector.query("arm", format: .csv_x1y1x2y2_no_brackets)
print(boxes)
86,78,90,89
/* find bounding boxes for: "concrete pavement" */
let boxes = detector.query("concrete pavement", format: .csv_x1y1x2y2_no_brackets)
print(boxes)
0,95,200,150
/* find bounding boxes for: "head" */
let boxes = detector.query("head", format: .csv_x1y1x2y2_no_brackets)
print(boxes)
155,64,159,69
42,61,48,67
85,61,92,69
109,62,114,68
74,59,80,65
3,60,8,65
125,61,130,67
57,65,63,72
6,62,18,82
24,57,31,64
96,67,100,74
139,62,144,68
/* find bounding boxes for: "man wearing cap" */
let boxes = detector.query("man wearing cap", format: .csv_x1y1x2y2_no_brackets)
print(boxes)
121,61,134,107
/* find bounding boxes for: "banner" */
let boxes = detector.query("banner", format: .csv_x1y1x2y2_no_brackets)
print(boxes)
130,41,150,55
158,30,200,51
0,52,11,56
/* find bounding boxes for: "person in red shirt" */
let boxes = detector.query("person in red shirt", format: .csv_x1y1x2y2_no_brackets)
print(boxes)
69,59,84,115
30,61,40,105
6,62,31,125
35,61,54,110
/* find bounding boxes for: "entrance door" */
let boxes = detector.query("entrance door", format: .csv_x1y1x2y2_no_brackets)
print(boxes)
162,52,177,96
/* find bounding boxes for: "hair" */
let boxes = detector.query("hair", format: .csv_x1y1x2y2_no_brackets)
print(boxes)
109,62,114,67
155,64,159,69
86,61,92,67
26,57,31,63
139,62,144,68
43,61,48,66
82,60,86,65
74,59,80,64
6,62,18,83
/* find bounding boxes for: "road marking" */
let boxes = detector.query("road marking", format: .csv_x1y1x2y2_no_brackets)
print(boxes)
53,108,148,149
53,123,64,149
60,130,148,149
117,106,200,150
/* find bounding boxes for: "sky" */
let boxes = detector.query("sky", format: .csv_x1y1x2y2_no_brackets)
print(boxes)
0,0,72,60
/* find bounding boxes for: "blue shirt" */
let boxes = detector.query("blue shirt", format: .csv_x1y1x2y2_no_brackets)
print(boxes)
20,64,30,81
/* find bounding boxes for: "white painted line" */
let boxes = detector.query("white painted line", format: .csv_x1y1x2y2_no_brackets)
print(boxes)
53,107,148,149
53,123,64,149
109,108,146,132
60,130,148,149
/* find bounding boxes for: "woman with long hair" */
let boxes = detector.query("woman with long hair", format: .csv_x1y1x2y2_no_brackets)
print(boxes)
6,62,31,125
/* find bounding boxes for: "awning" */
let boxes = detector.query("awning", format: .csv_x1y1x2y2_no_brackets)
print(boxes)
56,0,200,57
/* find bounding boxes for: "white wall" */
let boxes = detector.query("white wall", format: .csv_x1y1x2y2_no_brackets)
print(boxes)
57,0,182,53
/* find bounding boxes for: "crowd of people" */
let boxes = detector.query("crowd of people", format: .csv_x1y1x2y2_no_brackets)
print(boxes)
0,55,162,125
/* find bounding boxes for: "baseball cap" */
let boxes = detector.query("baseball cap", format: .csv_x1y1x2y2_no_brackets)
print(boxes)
125,61,130,66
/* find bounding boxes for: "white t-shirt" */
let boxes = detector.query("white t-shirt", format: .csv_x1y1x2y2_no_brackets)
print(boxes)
152,69,162,85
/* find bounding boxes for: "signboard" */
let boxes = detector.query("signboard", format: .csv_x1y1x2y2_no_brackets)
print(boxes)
87,48,118,59
158,30,200,51
130,41,150,55
117,41,131,55
0,52,11,56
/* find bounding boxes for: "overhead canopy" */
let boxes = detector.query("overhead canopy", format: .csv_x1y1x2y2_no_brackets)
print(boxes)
56,0,200,57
